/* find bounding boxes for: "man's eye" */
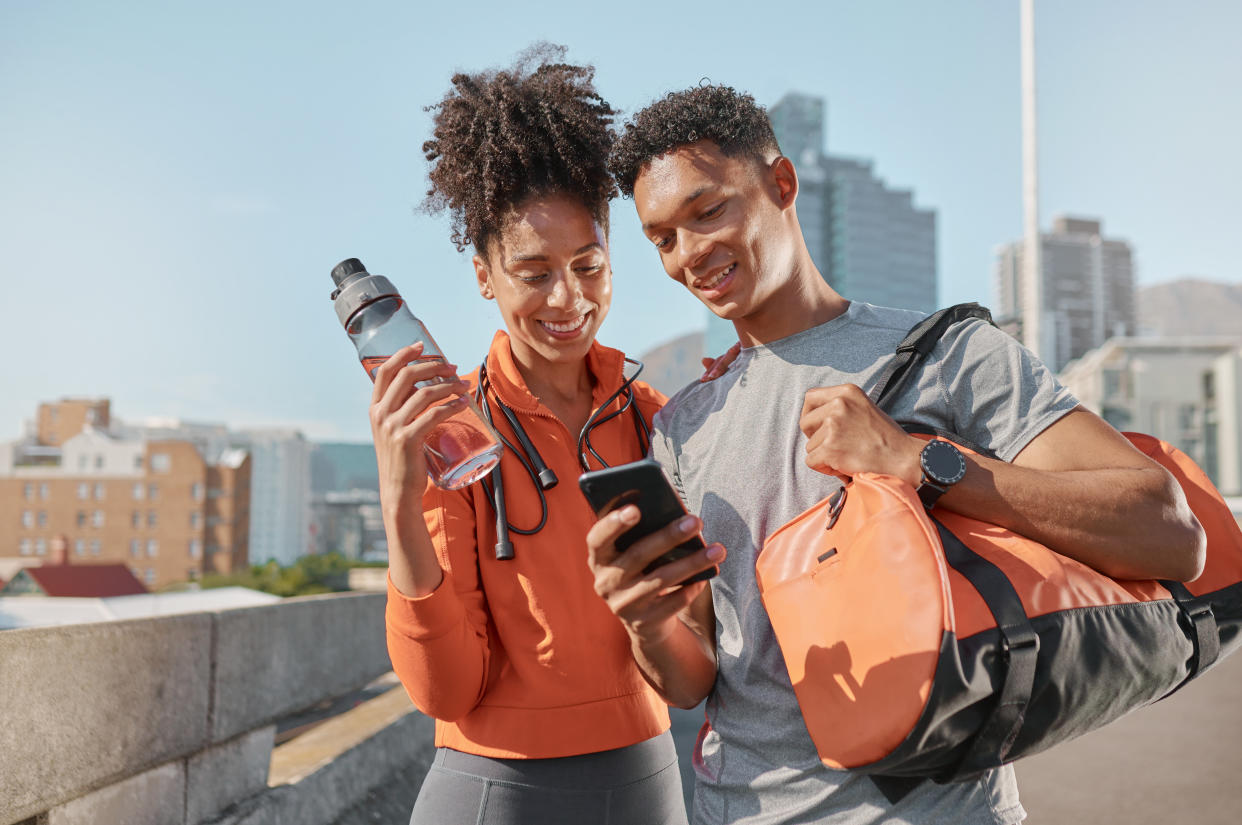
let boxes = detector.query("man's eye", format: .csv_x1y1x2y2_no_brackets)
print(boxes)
701,203,724,220
653,236,672,250
575,264,604,275
519,273,547,284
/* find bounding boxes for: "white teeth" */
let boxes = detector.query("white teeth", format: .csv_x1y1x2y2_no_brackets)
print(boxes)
541,314,588,333
701,264,735,290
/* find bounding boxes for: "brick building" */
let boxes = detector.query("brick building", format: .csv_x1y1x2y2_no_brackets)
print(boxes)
0,399,251,589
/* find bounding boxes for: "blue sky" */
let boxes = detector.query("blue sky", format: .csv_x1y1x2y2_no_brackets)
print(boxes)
2,0,1238,442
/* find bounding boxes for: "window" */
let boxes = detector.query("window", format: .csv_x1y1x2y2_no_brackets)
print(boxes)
19,538,32,556
92,510,105,528
134,455,143,470
89,539,101,556
76,511,87,528
147,510,158,528
21,511,34,528
35,538,47,556
189,539,202,559
75,539,86,556
40,483,49,500
151,453,171,473
192,482,204,501
37,511,48,527
148,484,159,500
132,482,145,500
144,568,157,585
94,483,105,500
23,483,33,500
190,511,201,529
132,511,141,528
95,455,104,470
77,482,90,500
130,539,142,558
146,539,159,558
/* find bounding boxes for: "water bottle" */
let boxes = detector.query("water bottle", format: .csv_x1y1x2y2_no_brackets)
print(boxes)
329,258,503,490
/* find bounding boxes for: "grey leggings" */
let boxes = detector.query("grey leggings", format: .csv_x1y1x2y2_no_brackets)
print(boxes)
409,731,688,825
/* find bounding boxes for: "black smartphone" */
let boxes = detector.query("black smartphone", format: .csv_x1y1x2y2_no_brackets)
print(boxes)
578,459,716,585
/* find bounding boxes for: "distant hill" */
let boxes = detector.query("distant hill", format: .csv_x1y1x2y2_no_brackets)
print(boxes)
1138,278,1242,338
638,331,705,397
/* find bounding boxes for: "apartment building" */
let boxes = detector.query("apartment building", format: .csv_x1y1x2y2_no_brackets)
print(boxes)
1059,339,1242,495
996,216,1136,372
0,399,251,589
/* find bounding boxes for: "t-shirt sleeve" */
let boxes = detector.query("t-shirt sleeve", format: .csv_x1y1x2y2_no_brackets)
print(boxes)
384,482,492,722
930,320,1080,463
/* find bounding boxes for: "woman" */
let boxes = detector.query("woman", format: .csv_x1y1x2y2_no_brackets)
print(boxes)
370,47,728,824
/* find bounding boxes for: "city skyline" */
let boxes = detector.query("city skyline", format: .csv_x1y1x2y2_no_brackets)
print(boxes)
3,1,1239,442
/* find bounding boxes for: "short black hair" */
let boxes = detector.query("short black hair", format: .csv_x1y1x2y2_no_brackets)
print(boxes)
422,43,618,254
610,83,781,198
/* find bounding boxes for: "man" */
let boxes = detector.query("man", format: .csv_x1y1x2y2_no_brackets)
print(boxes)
585,84,1205,824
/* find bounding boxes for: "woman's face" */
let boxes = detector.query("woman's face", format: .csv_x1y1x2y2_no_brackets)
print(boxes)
474,193,612,372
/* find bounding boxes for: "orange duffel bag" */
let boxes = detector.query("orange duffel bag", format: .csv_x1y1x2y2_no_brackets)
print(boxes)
756,304,1242,792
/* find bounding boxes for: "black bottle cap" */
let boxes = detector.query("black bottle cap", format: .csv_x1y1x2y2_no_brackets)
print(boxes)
331,258,368,286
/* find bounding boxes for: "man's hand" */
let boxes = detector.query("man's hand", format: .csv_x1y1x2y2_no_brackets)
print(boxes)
799,383,922,484
585,505,722,708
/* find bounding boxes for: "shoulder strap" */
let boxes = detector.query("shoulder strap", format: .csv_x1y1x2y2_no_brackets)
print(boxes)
867,303,995,413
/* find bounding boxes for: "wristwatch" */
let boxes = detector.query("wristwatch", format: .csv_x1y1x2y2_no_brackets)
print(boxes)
916,439,966,509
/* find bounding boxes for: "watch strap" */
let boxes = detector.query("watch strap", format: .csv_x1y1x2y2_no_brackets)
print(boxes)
917,478,949,509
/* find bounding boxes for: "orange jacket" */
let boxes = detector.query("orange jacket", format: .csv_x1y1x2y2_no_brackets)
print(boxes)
386,331,670,758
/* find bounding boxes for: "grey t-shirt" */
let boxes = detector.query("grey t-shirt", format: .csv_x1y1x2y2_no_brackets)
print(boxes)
650,302,1079,825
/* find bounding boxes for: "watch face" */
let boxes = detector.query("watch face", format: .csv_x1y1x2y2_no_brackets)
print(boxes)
922,440,966,486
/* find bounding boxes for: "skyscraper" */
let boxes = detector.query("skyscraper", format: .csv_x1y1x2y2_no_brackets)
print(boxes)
995,215,1136,373
705,92,938,356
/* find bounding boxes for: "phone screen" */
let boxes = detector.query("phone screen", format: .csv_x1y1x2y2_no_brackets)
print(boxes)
579,459,715,584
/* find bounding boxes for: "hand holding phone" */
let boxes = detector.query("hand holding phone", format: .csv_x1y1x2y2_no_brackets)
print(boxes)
578,459,716,585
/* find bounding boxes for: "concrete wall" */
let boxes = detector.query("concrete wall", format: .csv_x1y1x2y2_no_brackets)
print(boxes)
0,592,414,825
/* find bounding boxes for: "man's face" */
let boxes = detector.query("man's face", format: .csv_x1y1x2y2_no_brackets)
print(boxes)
632,140,795,330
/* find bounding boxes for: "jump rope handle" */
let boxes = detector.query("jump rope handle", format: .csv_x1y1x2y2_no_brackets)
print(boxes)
491,468,515,561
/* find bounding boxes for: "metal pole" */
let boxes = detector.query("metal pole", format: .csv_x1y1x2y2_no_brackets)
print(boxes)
1021,0,1043,359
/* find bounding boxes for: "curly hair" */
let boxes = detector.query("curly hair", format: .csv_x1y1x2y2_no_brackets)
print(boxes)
421,44,618,254
610,83,781,199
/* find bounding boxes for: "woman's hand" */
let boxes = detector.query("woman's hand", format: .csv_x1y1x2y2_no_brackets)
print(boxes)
585,506,722,708
699,341,742,382
369,341,472,511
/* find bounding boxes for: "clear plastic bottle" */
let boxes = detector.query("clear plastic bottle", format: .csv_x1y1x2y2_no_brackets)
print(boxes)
329,258,502,490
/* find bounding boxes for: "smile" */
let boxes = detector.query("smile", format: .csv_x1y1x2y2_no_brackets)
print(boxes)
538,313,591,337
697,263,736,292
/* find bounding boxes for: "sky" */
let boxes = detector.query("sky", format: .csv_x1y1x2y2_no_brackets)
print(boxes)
2,0,1239,443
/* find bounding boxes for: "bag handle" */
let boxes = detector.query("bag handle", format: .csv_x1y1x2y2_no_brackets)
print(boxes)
867,303,994,414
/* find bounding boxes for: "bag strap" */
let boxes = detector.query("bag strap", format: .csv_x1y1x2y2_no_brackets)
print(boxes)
867,303,995,413
864,303,998,803
934,520,1039,782
1159,580,1221,696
